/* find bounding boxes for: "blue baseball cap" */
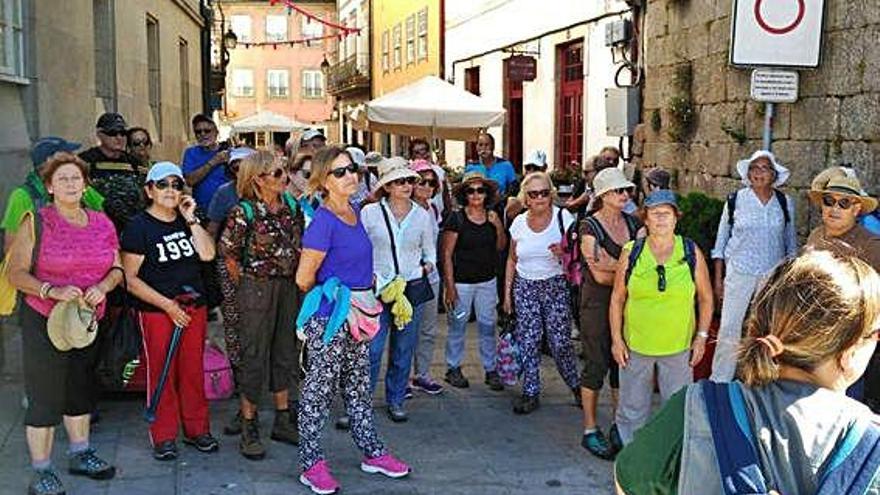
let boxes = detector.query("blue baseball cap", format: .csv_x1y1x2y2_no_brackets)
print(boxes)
31,137,81,168
644,189,679,210
146,161,184,183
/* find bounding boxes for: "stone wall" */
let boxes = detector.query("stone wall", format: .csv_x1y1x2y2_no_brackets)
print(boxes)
638,0,880,234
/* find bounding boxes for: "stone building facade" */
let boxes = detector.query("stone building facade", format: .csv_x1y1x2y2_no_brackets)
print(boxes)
638,0,880,233
0,0,206,220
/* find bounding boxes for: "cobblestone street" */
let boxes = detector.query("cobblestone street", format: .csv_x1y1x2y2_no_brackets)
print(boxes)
0,320,616,494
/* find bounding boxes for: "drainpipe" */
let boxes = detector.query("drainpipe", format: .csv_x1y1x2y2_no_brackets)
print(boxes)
200,0,213,114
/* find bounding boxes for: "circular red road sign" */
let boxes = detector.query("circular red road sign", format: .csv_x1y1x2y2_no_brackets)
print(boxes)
754,0,806,35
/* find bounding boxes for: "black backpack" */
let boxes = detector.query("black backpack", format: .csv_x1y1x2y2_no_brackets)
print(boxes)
726,189,790,228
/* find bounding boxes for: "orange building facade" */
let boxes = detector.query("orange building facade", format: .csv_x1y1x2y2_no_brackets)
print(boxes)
219,0,336,147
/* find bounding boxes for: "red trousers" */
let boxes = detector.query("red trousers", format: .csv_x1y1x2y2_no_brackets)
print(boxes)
140,307,210,444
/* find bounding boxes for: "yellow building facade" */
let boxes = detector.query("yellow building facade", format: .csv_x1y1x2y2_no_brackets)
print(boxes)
369,0,443,154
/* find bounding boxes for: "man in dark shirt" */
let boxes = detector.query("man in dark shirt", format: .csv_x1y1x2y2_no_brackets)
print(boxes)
79,112,145,232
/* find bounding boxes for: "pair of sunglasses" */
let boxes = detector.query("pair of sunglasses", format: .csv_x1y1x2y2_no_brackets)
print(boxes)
656,265,667,292
614,187,633,195
526,189,551,199
153,178,184,191
821,194,855,210
260,168,286,179
101,129,126,137
194,127,214,136
391,176,418,186
330,163,359,178
130,139,150,147
418,177,438,187
466,186,487,195
524,164,545,173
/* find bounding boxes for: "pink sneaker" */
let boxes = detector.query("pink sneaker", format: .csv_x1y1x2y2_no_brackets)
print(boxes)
299,460,340,494
360,453,411,478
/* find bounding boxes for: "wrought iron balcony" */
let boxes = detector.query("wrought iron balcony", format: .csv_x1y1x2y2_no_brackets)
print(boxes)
327,53,370,96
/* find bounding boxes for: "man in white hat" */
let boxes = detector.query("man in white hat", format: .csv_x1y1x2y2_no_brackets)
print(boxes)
710,150,797,382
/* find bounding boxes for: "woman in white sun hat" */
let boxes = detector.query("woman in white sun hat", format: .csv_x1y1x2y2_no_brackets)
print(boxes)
710,150,797,382
361,156,437,423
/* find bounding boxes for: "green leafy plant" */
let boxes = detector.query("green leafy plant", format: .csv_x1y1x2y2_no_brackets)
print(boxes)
651,109,662,132
666,63,695,142
675,192,724,273
667,95,695,141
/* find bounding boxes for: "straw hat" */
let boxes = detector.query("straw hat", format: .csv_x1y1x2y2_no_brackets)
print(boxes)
808,169,877,213
735,150,790,187
592,167,635,198
47,300,98,351
375,156,419,190
452,171,499,206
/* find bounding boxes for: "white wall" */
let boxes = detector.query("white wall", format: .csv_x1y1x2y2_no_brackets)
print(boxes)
444,0,632,169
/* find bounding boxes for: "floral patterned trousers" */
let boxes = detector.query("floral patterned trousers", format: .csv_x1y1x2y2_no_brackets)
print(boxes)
298,317,386,470
513,275,581,397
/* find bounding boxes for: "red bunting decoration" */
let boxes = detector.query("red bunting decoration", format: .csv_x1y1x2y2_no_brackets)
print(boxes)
235,0,360,49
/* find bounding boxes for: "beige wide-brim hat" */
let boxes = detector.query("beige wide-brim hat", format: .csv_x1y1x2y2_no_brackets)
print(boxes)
735,150,790,187
47,300,98,351
374,156,420,190
451,171,499,206
807,169,878,213
592,167,636,198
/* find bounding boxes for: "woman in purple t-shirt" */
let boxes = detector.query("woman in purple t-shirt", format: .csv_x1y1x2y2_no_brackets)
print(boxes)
295,147,410,494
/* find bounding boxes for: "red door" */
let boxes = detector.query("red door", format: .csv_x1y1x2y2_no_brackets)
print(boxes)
504,58,524,173
464,67,481,162
557,41,584,168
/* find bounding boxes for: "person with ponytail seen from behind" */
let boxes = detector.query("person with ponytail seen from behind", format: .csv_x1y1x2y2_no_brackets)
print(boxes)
615,250,880,495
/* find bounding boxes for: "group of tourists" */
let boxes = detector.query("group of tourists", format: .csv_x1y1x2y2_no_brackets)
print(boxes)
3,108,880,495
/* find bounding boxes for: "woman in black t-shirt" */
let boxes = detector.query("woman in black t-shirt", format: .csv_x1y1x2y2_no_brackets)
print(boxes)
121,162,217,461
440,172,507,390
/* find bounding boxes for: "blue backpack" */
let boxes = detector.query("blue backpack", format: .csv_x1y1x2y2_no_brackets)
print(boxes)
701,380,880,495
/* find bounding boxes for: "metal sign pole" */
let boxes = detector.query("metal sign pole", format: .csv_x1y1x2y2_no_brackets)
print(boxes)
762,102,774,151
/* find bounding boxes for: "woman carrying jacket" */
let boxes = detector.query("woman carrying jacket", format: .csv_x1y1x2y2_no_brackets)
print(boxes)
361,156,436,422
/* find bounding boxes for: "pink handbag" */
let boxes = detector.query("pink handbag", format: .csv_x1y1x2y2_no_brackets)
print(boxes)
203,342,234,400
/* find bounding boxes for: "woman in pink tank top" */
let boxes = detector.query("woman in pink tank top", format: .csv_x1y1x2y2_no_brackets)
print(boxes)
7,150,122,494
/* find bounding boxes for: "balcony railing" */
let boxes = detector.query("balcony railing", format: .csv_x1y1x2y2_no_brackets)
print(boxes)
327,53,370,96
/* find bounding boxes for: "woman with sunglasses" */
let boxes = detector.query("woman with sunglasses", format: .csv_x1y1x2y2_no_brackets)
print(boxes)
501,171,581,414
296,147,410,494
616,251,880,495
127,127,154,170
219,150,304,460
608,190,712,448
407,159,445,395
578,167,643,460
287,151,320,227
122,162,217,460
710,150,797,382
442,172,507,390
360,156,436,422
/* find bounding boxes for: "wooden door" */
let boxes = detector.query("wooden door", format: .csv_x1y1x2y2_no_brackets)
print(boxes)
557,40,584,168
